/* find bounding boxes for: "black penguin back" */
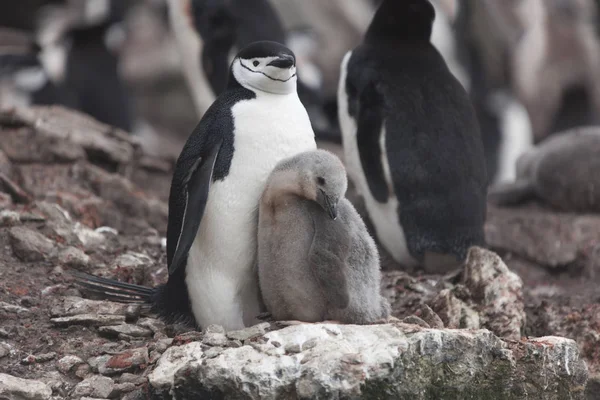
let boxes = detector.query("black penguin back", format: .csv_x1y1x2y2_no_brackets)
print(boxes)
346,0,488,263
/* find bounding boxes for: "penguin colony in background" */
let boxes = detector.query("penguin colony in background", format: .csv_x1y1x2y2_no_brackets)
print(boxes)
169,0,340,143
488,127,600,213
338,0,487,273
0,0,133,131
76,0,488,329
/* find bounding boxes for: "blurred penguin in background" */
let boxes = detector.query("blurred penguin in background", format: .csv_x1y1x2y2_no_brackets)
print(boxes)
452,0,600,185
511,0,600,142
166,0,340,142
36,0,134,131
452,0,533,185
0,0,134,132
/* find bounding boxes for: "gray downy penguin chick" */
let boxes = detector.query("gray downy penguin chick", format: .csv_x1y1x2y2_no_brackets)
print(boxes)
257,149,391,325
488,127,600,212
338,0,488,273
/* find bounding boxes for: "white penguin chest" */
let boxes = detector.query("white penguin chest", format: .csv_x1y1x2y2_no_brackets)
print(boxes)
194,92,316,261
229,93,317,186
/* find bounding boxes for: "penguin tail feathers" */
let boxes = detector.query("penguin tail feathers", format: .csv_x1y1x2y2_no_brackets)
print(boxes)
487,179,536,206
70,271,155,304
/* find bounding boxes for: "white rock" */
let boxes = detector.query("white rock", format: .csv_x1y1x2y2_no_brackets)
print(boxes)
57,355,85,374
462,247,526,340
148,342,204,392
73,222,106,249
72,375,114,398
0,373,52,400
58,247,90,269
0,210,20,227
148,323,588,399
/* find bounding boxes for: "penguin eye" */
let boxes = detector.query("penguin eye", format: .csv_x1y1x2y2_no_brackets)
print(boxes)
317,177,326,185
252,60,259,67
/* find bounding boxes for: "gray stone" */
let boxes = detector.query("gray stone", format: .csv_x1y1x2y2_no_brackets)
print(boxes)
113,382,137,396
21,352,56,365
117,373,146,385
0,301,29,315
125,304,141,321
462,247,526,340
148,342,204,392
430,288,480,330
57,355,85,374
35,202,82,246
202,332,229,347
98,324,153,338
137,318,166,334
204,347,225,359
149,324,588,400
226,322,271,342
73,223,107,249
71,375,114,399
50,296,129,317
58,246,90,270
51,314,125,327
0,373,52,400
9,226,55,262
89,348,149,376
417,304,444,329
204,324,225,334
0,210,20,227
109,252,153,284
75,363,92,379
0,343,10,358
152,338,173,353
402,315,430,328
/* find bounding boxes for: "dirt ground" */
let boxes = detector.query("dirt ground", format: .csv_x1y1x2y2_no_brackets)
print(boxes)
0,106,599,399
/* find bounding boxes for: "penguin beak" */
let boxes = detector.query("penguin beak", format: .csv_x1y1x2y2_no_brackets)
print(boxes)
267,54,295,69
318,189,338,220
325,196,338,220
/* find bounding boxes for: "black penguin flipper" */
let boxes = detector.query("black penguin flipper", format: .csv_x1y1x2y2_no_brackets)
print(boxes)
308,214,351,310
356,81,389,203
168,138,223,275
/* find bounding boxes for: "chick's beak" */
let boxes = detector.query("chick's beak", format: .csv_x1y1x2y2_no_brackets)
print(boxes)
324,195,338,220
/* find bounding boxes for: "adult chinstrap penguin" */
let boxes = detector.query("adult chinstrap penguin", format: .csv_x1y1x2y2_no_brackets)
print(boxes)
74,40,317,330
337,0,488,273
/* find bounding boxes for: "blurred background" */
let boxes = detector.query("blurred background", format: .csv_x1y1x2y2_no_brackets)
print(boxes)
1,0,599,186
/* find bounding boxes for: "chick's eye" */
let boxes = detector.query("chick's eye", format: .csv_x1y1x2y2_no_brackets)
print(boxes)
252,60,259,67
317,177,325,185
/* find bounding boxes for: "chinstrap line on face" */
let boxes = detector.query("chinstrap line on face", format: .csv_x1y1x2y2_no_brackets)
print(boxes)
239,60,297,82
230,41,299,95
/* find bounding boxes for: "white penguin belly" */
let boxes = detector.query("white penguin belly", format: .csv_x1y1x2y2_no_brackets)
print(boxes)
337,52,417,267
186,93,316,330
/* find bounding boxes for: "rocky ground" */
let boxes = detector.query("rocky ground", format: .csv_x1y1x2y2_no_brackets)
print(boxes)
0,105,598,399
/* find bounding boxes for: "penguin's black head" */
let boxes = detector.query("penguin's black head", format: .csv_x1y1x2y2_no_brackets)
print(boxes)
230,41,297,95
365,0,436,42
